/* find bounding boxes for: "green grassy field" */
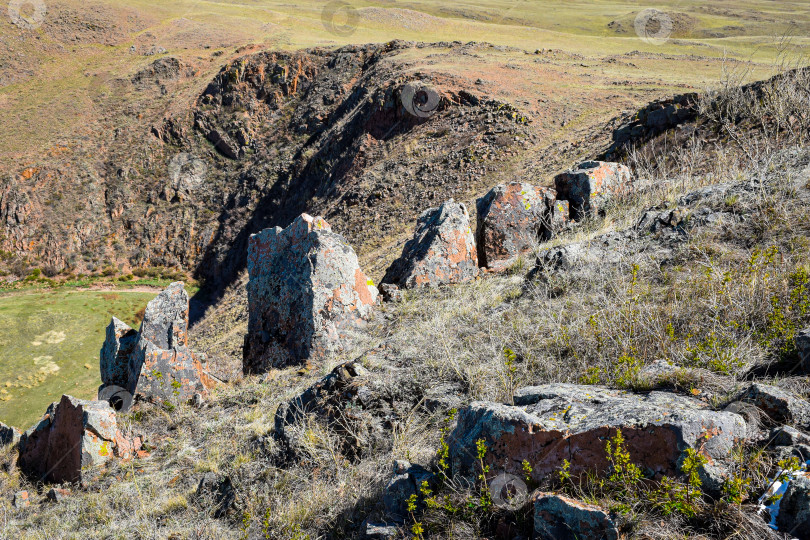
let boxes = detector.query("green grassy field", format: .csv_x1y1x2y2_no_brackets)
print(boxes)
0,289,157,429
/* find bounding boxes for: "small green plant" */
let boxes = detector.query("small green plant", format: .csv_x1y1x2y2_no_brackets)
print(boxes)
605,429,643,495
475,439,492,512
722,474,751,505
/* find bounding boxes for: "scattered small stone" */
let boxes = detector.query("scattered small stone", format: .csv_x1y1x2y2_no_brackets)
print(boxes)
12,491,30,510
379,283,404,303
46,487,70,503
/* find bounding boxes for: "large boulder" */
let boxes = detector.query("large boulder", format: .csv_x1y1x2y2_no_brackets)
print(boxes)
244,214,378,372
18,395,116,484
382,200,478,288
99,282,213,403
554,161,633,220
534,493,619,540
448,384,746,484
475,183,556,270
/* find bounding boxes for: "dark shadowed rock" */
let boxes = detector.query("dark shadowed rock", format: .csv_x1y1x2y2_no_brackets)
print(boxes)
554,161,633,220
772,425,810,447
46,487,70,503
448,384,746,484
99,317,138,388
797,327,810,374
738,383,810,428
383,460,435,521
18,395,116,484
534,492,618,540
0,422,21,447
776,475,810,540
196,472,236,518
244,213,378,372
382,200,478,288
139,281,189,350
476,183,556,270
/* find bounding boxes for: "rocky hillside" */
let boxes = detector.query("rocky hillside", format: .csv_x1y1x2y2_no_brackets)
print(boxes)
2,36,741,298
0,66,809,540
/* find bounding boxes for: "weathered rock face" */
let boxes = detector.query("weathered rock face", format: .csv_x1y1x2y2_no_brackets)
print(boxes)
776,475,810,540
138,281,189,350
448,384,746,484
18,395,116,484
738,383,810,429
99,317,138,389
99,282,213,403
475,183,556,270
382,200,478,289
244,214,378,372
0,422,21,447
534,493,619,540
554,161,633,220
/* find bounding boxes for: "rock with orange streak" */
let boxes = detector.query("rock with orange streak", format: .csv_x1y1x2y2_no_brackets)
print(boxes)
476,183,556,270
447,384,746,486
554,161,633,221
382,200,478,289
18,395,117,484
99,282,214,403
244,213,378,373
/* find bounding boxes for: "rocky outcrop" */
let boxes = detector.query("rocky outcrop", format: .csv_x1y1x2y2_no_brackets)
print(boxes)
243,214,377,373
606,94,698,158
382,200,478,288
383,460,435,521
18,395,117,484
554,161,633,220
448,384,746,484
475,183,556,270
534,493,619,540
100,282,213,403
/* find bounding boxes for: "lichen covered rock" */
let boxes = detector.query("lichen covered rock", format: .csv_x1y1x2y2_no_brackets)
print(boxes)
554,161,633,220
448,384,746,484
244,214,378,372
18,395,116,484
382,200,478,288
99,282,213,403
476,183,556,270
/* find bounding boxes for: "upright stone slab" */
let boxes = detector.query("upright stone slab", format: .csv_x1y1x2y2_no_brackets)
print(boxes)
99,282,213,403
244,214,378,373
18,396,116,484
0,422,21,447
100,317,138,388
554,161,633,221
476,183,556,270
382,200,478,289
448,384,746,484
139,281,189,349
